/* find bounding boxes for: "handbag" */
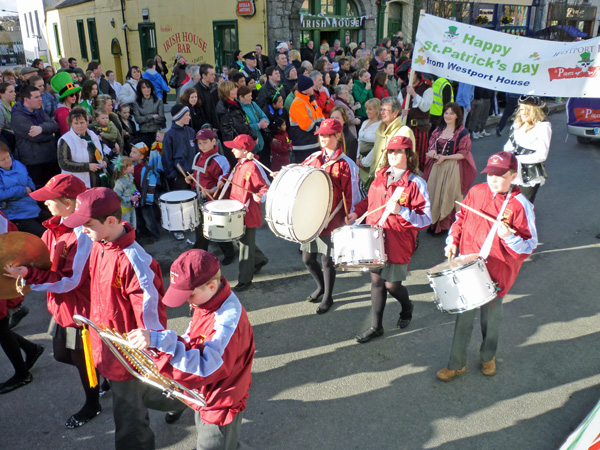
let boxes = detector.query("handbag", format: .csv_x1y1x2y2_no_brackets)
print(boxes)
168,73,179,89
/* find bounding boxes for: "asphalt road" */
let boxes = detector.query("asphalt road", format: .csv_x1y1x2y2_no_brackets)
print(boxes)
2,111,600,450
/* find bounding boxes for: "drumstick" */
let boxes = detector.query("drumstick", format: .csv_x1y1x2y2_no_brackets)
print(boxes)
342,192,349,217
176,163,215,201
222,177,258,196
455,201,516,234
246,153,274,176
356,204,388,225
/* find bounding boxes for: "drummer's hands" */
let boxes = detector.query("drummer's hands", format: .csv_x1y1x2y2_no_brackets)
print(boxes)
252,193,263,203
217,179,225,190
3,264,28,279
497,221,512,239
386,199,401,214
270,171,279,178
345,212,358,225
185,175,193,185
444,244,457,260
127,329,151,350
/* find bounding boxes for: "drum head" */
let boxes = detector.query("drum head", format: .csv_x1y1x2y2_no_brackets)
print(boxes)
291,170,332,242
427,253,480,276
160,190,197,203
203,199,244,213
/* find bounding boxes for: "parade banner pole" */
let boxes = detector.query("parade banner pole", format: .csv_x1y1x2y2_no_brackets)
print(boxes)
402,10,425,127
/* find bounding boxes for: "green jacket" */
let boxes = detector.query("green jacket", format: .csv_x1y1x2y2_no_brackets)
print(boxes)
352,80,373,118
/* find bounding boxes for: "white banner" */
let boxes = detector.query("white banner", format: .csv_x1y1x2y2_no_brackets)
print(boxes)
413,13,600,98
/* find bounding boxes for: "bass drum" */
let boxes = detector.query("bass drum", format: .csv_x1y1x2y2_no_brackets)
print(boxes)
265,164,332,244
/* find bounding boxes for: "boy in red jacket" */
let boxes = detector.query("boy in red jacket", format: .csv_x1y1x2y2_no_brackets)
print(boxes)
128,249,255,450
437,151,537,381
217,134,270,292
62,187,185,449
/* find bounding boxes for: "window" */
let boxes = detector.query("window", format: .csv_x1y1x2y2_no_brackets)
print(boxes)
53,23,61,57
76,20,88,60
321,0,335,14
29,12,35,36
87,18,100,61
34,11,41,37
23,14,30,38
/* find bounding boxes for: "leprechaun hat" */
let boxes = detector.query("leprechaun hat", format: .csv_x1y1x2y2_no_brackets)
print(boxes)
51,72,82,101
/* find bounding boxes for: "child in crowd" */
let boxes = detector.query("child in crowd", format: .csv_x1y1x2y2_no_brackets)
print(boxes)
269,117,293,171
91,108,121,156
217,134,270,292
62,187,185,450
185,129,235,264
130,142,162,243
127,249,255,450
151,128,167,155
116,103,136,155
112,156,139,228
437,151,538,381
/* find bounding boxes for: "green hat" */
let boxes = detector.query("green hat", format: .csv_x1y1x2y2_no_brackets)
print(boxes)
51,72,81,101
578,52,594,64
446,26,459,36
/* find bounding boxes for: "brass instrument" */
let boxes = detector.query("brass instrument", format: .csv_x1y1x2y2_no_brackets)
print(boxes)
73,315,205,408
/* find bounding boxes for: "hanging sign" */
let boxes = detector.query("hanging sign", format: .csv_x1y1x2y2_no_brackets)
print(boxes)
237,0,256,17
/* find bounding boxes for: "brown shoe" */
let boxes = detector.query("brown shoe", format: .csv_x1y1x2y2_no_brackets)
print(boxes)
437,366,466,381
481,358,496,376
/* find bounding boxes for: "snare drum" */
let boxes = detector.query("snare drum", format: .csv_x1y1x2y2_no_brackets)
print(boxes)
202,200,245,242
159,191,200,231
265,164,333,244
332,225,387,271
426,254,497,313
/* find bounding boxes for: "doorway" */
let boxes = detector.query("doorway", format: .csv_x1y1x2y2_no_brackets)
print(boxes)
213,20,239,72
138,23,157,67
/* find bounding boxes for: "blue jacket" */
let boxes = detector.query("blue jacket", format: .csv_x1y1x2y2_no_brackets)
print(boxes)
162,122,196,180
0,158,41,220
11,102,58,165
456,83,475,110
142,69,170,99
240,101,268,153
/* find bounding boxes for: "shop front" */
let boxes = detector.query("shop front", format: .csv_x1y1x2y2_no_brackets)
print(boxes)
547,3,597,38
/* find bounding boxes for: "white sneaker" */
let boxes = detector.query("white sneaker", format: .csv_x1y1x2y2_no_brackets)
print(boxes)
472,132,480,140
480,130,491,137
173,232,185,240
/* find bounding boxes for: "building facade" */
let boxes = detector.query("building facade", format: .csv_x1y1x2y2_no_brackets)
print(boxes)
18,0,53,65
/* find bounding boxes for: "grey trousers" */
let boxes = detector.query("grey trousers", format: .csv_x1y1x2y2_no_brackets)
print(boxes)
238,227,267,284
195,411,243,450
109,377,187,450
448,297,504,370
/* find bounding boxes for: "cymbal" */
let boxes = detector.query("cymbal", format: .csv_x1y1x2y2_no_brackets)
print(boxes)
0,232,51,299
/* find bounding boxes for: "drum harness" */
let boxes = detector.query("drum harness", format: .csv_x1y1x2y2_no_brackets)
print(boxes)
192,153,218,204
321,154,347,227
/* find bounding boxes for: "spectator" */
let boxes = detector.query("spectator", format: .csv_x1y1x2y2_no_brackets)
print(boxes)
257,66,284,109
215,81,256,166
131,79,165,147
263,93,289,128
116,102,136,154
68,57,85,77
87,61,116,100
301,40,315,65
333,84,360,138
94,95,123,151
142,58,170,101
300,60,313,75
288,50,302,71
51,72,82,137
91,108,121,156
373,72,390,100
117,66,141,105
316,43,329,64
330,106,358,161
194,64,220,130
57,107,108,188
0,82,16,132
275,53,289,80
269,117,292,171
78,80,98,116
311,71,333,118
11,86,60,188
368,47,388,81
180,65,200,95
106,70,122,101
352,68,373,120
172,54,188,91
288,75,324,162
179,87,208,133
154,55,170,104
455,82,474,127
255,44,270,73
469,86,493,140
56,57,70,73
240,52,261,84
2,70,17,87
282,66,298,98
162,103,196,193
238,85,269,156
383,61,400,98
230,50,244,72
357,98,382,183
28,75,56,117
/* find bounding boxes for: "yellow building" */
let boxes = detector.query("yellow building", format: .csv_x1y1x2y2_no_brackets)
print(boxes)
45,0,268,83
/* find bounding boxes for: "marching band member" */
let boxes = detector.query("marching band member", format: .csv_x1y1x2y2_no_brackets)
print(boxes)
437,152,537,381
346,136,431,343
61,187,185,449
300,118,360,314
128,249,255,450
218,134,270,292
5,175,100,428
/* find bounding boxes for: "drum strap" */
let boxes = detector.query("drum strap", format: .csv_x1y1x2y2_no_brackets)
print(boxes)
321,154,343,170
479,187,513,260
377,187,405,227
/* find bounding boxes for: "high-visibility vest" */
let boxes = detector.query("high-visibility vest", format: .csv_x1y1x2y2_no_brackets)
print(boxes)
430,78,454,116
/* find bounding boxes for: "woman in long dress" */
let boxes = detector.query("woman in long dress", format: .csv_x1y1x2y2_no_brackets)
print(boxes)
423,102,476,235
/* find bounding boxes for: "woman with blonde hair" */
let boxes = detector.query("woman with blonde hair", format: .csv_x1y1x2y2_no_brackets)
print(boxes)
503,95,551,203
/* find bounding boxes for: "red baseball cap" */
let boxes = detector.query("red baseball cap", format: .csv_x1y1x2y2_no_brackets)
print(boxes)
63,187,122,228
224,134,255,151
482,151,518,176
195,129,216,141
30,174,87,201
314,118,343,135
163,249,221,307
386,136,413,150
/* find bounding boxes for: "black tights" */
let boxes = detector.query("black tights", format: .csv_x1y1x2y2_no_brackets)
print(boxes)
302,251,336,305
0,316,36,378
369,271,413,329
53,337,100,412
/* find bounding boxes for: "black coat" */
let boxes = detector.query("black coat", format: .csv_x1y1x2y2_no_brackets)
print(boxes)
194,81,220,130
301,47,315,63
216,99,257,165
